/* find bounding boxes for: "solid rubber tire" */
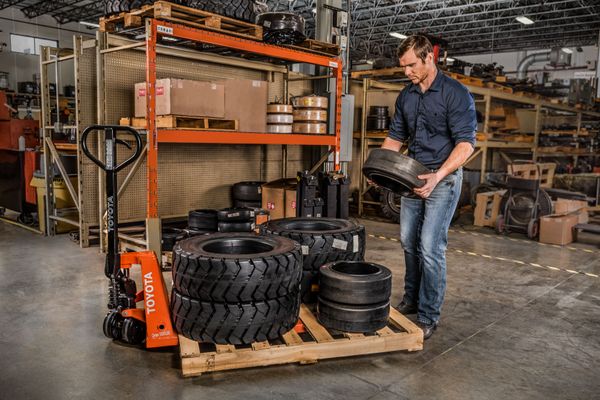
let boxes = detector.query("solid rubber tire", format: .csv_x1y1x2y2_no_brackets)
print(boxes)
317,297,390,333
319,261,392,305
218,207,256,222
232,181,264,202
188,209,218,231
363,148,429,192
218,221,255,232
172,233,302,302
380,189,401,223
171,289,300,345
233,200,262,209
260,218,365,272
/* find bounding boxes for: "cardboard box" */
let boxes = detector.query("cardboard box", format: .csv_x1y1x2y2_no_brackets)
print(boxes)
539,213,579,245
554,199,588,224
261,179,296,220
285,187,298,218
134,78,225,118
220,79,267,133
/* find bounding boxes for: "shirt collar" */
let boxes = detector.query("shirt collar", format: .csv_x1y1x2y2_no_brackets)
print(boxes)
408,68,443,93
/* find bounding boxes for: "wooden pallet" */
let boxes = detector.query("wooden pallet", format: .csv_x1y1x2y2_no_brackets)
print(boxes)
295,39,340,56
485,82,513,94
100,1,263,41
474,190,505,228
508,163,556,188
542,129,590,137
445,72,485,87
120,115,238,131
178,304,423,377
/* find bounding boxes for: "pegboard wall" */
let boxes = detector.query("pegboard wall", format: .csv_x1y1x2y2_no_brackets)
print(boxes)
78,44,317,225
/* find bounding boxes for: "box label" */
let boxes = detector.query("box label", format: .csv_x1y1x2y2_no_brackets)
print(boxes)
157,25,173,35
353,235,359,253
156,86,164,96
329,61,339,68
138,88,146,97
332,239,348,250
301,245,309,255
267,202,275,210
291,201,296,209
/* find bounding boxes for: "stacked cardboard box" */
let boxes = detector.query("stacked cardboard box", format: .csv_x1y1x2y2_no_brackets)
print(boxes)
539,199,588,245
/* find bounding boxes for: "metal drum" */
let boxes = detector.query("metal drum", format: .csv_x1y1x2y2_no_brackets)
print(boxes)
291,95,328,109
293,109,328,122
293,123,327,134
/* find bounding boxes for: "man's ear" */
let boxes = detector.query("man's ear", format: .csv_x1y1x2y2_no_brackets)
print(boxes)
426,52,434,65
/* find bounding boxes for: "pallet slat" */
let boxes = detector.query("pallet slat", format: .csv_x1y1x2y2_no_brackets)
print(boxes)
179,306,424,377
120,115,238,131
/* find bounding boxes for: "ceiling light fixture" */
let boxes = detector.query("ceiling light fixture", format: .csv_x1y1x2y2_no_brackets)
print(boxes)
515,16,534,25
390,32,408,40
79,21,99,28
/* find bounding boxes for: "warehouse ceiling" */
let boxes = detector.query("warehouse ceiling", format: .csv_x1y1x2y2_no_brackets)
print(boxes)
2,0,599,62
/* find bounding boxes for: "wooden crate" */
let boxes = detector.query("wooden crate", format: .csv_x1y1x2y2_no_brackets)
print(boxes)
507,163,556,188
474,190,506,228
120,115,238,131
100,1,263,41
485,82,513,94
178,304,423,377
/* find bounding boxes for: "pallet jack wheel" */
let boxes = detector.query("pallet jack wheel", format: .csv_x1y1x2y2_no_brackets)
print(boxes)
495,214,506,234
103,311,123,340
527,219,539,239
121,317,146,345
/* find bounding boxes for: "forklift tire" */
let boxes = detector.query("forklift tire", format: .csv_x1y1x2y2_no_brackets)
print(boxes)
363,148,429,193
300,270,319,304
319,261,392,305
260,218,365,272
188,209,218,231
233,200,262,209
120,317,146,345
317,297,390,333
218,207,256,222
218,221,255,233
172,233,302,302
103,311,123,340
232,181,265,202
171,289,300,345
161,228,186,252
380,189,401,223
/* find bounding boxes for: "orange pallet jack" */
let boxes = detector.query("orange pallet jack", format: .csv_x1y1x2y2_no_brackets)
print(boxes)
81,125,178,348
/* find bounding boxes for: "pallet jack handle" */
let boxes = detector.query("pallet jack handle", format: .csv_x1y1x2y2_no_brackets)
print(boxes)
81,125,143,278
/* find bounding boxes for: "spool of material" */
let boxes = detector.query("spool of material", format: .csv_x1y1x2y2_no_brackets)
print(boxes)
367,115,390,131
293,123,327,134
267,114,294,124
291,95,328,109
293,109,328,122
369,106,389,117
267,104,293,114
267,124,293,133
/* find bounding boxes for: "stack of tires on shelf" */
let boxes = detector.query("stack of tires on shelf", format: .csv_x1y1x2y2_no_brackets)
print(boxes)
170,216,385,345
217,207,256,233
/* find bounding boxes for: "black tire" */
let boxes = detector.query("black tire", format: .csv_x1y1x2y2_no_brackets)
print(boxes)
234,200,262,209
317,297,390,333
172,233,302,302
188,209,218,231
103,0,153,15
380,189,401,223
260,218,366,272
232,181,265,202
218,221,256,232
300,270,319,304
184,228,214,237
218,207,256,222
187,0,265,23
363,148,429,193
171,290,300,344
162,227,186,252
319,261,392,305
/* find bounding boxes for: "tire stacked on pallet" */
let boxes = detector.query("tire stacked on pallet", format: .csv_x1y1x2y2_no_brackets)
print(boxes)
266,104,294,134
318,261,392,333
291,96,328,135
218,207,256,232
187,209,218,235
232,181,264,209
260,218,365,303
171,233,302,344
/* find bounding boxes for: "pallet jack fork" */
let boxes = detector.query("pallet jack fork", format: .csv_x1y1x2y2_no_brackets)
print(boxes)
81,125,177,348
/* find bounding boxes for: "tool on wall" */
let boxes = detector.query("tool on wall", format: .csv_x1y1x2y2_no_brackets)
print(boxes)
81,125,177,348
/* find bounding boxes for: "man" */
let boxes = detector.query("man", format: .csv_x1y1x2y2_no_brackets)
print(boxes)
382,35,477,339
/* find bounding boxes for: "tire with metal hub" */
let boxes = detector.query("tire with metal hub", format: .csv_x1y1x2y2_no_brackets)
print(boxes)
103,311,123,340
363,148,429,193
319,261,392,306
260,218,366,272
120,318,146,345
232,181,265,202
317,297,390,333
171,289,300,345
257,12,306,45
380,189,401,223
172,233,302,302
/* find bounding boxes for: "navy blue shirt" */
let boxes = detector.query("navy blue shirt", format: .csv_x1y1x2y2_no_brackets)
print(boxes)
388,70,477,169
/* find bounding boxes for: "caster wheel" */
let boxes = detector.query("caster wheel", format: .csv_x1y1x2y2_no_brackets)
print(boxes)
527,219,539,239
121,317,146,345
495,214,505,234
103,311,123,340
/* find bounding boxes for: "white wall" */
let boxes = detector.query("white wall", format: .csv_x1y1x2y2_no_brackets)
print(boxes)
455,45,599,82
0,6,95,93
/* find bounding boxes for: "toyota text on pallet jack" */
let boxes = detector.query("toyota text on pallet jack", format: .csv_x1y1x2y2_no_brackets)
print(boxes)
81,125,177,348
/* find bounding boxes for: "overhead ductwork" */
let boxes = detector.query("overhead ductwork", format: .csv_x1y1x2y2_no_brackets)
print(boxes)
516,51,551,80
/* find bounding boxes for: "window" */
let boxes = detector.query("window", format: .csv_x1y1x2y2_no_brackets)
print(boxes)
10,34,58,55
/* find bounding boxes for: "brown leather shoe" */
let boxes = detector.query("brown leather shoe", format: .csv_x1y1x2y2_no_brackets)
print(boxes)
416,320,437,340
395,301,418,315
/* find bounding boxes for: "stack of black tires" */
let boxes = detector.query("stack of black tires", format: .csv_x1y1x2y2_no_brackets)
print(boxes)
171,233,302,344
318,261,392,333
218,207,256,232
188,209,218,234
260,218,365,303
232,181,264,209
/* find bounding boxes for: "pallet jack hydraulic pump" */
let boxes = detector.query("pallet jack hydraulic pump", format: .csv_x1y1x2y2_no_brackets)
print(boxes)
81,125,178,348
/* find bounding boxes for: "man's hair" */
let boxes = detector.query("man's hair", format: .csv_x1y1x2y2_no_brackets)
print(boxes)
397,35,433,63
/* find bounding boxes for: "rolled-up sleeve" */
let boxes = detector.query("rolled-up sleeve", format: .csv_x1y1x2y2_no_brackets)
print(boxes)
447,85,477,146
388,91,408,142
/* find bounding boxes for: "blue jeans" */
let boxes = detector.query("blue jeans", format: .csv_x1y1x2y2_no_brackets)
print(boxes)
400,168,462,325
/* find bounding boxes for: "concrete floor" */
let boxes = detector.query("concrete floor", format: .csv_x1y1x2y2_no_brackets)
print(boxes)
1,216,599,400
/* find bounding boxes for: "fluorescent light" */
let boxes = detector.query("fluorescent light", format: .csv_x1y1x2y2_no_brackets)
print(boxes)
79,21,99,28
446,57,455,62
515,16,534,25
390,32,408,39
561,47,573,54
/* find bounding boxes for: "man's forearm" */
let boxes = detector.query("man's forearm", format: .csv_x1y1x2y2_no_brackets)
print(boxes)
436,142,474,179
382,137,403,152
